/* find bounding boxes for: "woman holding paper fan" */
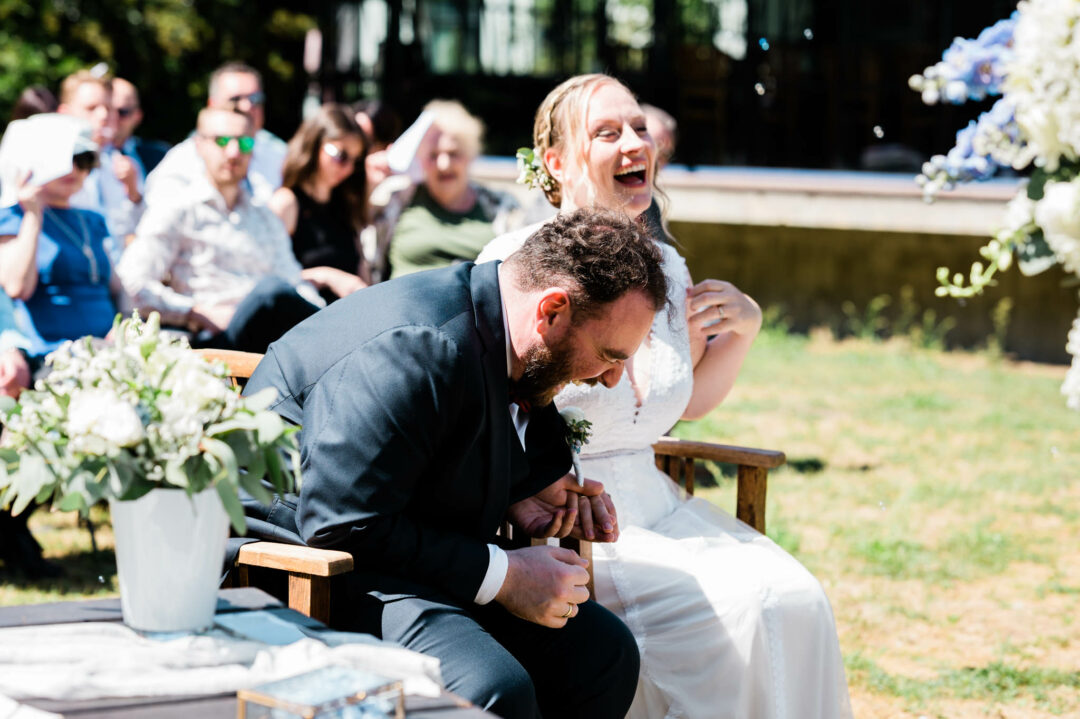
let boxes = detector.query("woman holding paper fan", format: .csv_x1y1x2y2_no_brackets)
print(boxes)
478,74,852,719
368,99,521,281
0,113,119,360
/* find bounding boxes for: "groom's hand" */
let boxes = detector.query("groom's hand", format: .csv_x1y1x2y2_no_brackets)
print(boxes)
506,475,619,542
495,545,590,628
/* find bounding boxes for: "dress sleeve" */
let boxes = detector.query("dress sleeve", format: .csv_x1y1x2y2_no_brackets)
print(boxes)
0,206,25,237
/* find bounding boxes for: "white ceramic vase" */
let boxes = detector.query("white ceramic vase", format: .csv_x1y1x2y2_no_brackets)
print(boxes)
109,487,229,633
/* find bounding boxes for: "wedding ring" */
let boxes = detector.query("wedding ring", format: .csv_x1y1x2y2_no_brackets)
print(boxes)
561,603,574,618
716,306,726,321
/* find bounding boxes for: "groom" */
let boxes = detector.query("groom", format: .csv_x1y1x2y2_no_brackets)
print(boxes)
243,208,669,719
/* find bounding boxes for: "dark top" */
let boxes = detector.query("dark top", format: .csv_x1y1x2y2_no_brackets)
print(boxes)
289,187,361,275
0,205,115,347
242,261,571,605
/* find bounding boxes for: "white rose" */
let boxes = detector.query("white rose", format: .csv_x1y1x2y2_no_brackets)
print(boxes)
67,389,145,450
559,406,586,424
1034,179,1080,276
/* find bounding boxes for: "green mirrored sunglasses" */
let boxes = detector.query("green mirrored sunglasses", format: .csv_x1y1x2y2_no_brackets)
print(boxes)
206,134,255,154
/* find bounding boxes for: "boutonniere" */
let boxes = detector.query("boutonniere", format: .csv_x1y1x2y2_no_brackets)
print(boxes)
559,406,592,486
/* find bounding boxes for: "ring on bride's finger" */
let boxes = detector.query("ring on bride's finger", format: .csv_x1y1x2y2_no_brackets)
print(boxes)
716,306,725,320
561,603,574,618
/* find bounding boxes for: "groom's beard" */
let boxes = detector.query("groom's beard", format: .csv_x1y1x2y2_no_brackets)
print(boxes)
510,336,576,409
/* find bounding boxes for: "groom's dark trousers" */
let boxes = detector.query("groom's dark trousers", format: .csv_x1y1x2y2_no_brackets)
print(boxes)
242,261,639,719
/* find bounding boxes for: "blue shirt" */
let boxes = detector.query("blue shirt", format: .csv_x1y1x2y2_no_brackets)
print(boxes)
0,205,116,346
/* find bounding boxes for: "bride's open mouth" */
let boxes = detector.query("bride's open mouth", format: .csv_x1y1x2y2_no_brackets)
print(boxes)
614,162,648,187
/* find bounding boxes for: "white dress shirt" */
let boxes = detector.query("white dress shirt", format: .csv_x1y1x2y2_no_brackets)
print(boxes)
116,175,322,328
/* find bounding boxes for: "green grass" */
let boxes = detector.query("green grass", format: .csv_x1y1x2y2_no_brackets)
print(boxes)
3,325,1079,717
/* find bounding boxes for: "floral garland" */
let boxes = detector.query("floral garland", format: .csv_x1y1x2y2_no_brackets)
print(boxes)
912,0,1080,410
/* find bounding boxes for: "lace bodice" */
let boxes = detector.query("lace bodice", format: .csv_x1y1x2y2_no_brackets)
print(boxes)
555,241,694,454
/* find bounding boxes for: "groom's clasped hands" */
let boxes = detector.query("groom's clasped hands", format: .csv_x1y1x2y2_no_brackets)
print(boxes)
496,475,619,628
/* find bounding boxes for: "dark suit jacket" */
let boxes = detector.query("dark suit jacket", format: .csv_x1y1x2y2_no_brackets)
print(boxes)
243,261,571,606
130,136,171,175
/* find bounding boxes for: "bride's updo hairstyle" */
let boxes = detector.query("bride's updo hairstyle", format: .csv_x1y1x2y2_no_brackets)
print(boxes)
534,74,638,209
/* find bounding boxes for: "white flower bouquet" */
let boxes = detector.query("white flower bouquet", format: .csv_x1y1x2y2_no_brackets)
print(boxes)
911,0,1080,409
0,312,298,532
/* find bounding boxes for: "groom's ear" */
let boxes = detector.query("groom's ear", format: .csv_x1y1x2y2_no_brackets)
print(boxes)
535,288,573,339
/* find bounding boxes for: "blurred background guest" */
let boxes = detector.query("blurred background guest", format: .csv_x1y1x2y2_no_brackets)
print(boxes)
118,109,322,354
58,69,144,254
371,99,522,281
269,103,370,303
111,77,171,179
145,62,286,207
641,103,678,170
0,114,119,359
11,85,58,121
353,98,401,196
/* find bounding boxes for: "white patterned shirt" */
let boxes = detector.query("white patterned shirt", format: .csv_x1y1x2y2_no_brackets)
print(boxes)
116,176,321,327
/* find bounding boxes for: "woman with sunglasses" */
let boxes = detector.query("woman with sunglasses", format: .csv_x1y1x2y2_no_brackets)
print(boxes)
270,104,370,303
478,75,852,719
0,114,119,361
369,99,521,281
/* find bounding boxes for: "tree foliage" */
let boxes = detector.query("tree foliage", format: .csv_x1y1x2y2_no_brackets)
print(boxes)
0,0,318,143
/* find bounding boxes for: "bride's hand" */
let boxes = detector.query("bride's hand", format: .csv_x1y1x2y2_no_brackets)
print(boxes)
686,279,762,341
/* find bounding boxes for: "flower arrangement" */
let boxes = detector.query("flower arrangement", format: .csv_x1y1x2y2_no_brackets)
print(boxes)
515,146,556,192
911,0,1080,409
559,406,593,486
0,313,298,532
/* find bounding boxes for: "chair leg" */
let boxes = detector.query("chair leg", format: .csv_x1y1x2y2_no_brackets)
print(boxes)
736,465,768,534
289,572,332,624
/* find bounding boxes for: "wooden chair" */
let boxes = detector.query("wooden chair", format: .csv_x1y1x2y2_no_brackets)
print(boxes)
194,349,786,623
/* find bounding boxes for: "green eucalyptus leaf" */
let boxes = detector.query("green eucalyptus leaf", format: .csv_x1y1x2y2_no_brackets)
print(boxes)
202,437,238,483
253,411,285,444
1027,168,1048,200
238,471,274,506
11,455,54,515
1016,229,1056,277
242,387,278,413
216,480,247,535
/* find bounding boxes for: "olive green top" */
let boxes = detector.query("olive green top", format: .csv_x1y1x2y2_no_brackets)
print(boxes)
388,185,497,279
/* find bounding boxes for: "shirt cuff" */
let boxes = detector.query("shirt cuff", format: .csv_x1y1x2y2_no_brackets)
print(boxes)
473,544,509,605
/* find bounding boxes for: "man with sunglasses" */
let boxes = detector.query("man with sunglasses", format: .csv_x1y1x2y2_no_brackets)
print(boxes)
118,109,322,354
112,77,170,179
144,62,287,208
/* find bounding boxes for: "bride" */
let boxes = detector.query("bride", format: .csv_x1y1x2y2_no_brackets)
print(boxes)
478,74,853,719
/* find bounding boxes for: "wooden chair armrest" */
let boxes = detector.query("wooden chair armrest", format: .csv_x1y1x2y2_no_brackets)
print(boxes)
652,437,785,468
234,542,354,624
236,541,354,577
191,349,264,384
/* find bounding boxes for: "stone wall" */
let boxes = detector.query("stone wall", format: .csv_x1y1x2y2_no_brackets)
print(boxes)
671,221,1078,364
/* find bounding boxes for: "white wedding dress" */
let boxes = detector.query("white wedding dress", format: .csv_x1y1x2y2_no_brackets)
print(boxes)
479,231,853,719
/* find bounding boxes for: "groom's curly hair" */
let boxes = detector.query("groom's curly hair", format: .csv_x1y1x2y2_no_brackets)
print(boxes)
507,208,669,321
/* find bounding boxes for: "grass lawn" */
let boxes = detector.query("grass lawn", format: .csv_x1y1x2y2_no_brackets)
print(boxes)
3,326,1079,717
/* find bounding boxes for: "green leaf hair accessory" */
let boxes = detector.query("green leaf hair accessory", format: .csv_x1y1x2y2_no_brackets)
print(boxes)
516,146,556,192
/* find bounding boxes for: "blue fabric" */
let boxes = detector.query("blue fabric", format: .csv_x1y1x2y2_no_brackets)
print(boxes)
0,205,116,346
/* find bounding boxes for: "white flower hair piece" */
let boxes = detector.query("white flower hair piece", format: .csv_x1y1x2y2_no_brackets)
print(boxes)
515,146,556,192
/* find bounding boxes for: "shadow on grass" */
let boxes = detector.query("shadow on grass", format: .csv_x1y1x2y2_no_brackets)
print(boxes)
0,549,116,597
696,456,828,488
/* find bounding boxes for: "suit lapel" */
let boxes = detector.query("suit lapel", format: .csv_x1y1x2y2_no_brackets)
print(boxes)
469,262,527,532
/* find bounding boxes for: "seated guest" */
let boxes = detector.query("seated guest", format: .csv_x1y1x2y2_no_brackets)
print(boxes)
353,98,401,194
0,114,118,355
0,293,31,399
58,70,144,254
370,100,522,281
117,109,322,354
145,62,286,207
268,104,369,302
112,77,171,178
11,85,58,121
